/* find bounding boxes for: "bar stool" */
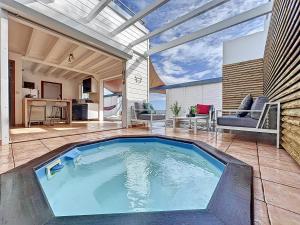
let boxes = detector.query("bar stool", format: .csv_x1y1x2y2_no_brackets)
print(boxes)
50,102,69,125
28,100,47,128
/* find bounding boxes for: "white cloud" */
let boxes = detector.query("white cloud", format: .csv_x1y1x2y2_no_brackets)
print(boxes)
127,0,268,85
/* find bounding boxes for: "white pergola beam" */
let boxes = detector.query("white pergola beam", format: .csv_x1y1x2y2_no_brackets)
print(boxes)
111,0,170,36
148,2,273,55
131,0,230,46
0,0,132,59
81,0,112,24
0,8,9,145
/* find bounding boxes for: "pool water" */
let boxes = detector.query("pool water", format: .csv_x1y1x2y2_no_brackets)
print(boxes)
35,138,224,216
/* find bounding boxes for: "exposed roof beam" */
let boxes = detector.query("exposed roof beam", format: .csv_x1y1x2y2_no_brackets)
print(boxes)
73,52,96,69
46,66,58,76
23,55,100,78
55,69,69,78
88,57,112,72
69,50,94,68
25,28,38,56
33,37,60,73
90,58,116,73
131,0,230,46
63,71,78,79
80,54,107,71
147,2,273,55
96,61,121,74
110,0,170,36
81,0,112,24
70,73,87,81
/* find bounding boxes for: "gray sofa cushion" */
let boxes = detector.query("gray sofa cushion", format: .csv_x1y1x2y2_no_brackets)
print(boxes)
134,102,144,115
138,114,165,120
217,115,258,128
237,94,253,117
251,96,269,120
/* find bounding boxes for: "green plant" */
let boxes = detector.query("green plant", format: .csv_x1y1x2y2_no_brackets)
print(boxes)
189,106,196,116
170,101,181,117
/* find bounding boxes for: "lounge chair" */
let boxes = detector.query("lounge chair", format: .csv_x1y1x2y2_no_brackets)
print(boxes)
194,104,215,131
216,96,280,148
131,102,166,128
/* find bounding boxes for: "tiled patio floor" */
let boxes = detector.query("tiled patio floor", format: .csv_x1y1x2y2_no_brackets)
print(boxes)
1,127,299,225
9,120,122,143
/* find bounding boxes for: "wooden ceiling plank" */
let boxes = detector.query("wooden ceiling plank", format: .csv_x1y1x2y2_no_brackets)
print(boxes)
58,44,79,65
25,28,38,56
80,54,107,71
23,55,99,78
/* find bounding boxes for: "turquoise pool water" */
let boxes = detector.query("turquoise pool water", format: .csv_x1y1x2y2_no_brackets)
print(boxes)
35,138,224,216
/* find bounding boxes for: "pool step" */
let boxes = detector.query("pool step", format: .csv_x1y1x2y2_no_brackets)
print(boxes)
64,149,82,163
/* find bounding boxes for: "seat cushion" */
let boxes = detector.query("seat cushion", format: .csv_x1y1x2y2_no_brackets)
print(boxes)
196,104,210,114
217,115,258,128
237,94,253,117
138,114,165,120
251,96,269,119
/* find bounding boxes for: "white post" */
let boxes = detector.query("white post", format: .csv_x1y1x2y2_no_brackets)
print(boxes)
0,9,9,145
98,79,104,121
121,61,127,128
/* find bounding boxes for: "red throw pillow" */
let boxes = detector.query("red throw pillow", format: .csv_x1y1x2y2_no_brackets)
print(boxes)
196,104,210,114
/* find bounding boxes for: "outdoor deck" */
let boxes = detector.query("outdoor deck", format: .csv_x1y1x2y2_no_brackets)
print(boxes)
9,121,122,143
0,127,299,224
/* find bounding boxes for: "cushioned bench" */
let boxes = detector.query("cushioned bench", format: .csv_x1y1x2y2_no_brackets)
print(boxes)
216,95,281,148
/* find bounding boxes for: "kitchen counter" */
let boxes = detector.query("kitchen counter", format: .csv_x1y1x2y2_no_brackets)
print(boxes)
23,98,72,127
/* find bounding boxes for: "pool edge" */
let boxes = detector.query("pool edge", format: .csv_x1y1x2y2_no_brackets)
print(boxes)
0,135,253,225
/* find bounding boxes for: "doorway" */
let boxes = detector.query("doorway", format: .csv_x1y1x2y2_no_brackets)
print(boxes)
9,60,15,127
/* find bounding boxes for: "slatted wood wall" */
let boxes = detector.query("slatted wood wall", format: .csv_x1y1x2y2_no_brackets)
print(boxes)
263,0,300,164
222,59,264,109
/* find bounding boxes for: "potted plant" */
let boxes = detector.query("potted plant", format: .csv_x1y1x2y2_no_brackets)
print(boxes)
187,106,196,117
170,101,181,117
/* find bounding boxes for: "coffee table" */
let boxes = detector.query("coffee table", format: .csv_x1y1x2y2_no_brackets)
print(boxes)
171,115,210,133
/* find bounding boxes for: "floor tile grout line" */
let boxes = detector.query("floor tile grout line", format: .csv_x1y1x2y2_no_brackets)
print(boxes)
256,139,271,224
266,202,300,216
261,178,300,190
10,144,16,168
259,164,299,175
10,127,124,144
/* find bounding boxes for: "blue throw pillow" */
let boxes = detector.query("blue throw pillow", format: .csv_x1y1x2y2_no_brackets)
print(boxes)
143,103,156,114
237,94,253,117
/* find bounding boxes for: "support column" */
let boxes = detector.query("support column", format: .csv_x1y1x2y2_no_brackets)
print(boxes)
121,61,127,128
0,9,9,145
98,79,104,121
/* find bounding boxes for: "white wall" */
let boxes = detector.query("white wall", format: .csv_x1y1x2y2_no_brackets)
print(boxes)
166,82,222,118
223,31,268,65
13,69,79,125
125,53,149,125
22,70,78,100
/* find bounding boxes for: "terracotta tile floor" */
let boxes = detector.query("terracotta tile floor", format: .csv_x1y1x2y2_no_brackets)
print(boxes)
10,120,122,143
1,126,300,225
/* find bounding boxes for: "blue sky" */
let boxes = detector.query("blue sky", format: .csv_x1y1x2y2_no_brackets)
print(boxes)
121,0,268,109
